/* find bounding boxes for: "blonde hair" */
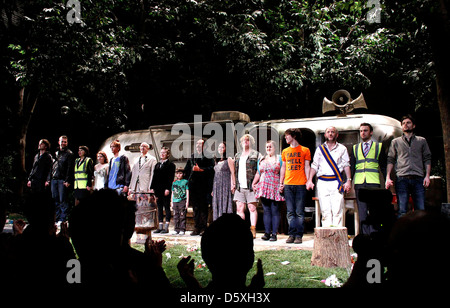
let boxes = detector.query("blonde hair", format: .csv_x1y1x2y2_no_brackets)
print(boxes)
263,140,277,160
240,134,255,147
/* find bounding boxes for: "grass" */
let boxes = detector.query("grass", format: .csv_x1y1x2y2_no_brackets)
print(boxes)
132,243,352,288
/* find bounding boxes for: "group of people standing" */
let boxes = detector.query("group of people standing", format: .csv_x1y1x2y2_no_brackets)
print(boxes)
206,114,431,244
26,114,431,244
25,137,178,233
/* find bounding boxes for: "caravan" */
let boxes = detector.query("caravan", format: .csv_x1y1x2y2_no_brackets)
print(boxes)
98,109,402,233
99,110,402,172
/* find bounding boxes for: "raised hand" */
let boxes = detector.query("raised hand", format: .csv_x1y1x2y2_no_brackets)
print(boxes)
177,256,201,289
249,258,265,289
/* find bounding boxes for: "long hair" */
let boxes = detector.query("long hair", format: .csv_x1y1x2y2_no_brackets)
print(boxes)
97,151,108,163
40,139,51,150
240,134,255,147
215,142,227,164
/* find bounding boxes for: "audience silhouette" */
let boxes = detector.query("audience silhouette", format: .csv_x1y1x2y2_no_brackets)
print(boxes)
344,187,450,289
384,209,450,288
69,189,171,287
6,191,75,287
2,186,448,292
177,213,264,289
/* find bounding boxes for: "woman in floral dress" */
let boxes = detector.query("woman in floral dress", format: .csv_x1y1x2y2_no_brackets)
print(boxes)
252,140,284,241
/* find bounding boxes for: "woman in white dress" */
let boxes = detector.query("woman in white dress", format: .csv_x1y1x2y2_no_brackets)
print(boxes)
93,151,109,190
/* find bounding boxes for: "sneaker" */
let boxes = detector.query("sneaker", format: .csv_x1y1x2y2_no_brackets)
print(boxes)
269,234,277,241
190,230,200,236
286,236,295,244
261,233,270,241
179,231,185,235
172,231,179,235
294,236,303,244
153,229,163,234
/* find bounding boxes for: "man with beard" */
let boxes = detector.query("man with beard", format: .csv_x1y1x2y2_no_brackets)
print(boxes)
306,126,352,227
350,123,387,235
385,115,431,217
50,135,74,223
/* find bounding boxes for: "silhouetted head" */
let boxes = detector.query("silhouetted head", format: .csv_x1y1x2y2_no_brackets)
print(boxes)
386,210,450,287
201,214,254,288
69,189,136,260
358,188,396,232
23,191,55,234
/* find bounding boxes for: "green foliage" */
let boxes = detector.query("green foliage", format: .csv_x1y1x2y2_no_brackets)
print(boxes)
0,154,16,212
3,0,434,127
0,155,14,195
382,1,437,110
4,0,141,131
2,0,441,127
122,0,403,122
1,1,445,197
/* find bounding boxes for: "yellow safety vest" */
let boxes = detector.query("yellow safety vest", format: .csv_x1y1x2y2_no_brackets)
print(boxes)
353,142,382,184
74,157,92,189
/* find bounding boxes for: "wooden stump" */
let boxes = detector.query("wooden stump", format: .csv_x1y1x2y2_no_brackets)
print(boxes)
133,227,152,244
311,227,351,268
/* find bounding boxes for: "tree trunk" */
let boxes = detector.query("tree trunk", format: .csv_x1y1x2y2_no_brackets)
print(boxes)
311,227,351,268
426,1,450,203
14,87,39,205
436,74,450,203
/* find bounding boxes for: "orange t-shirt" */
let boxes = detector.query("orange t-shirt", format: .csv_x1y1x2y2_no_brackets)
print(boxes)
281,145,311,185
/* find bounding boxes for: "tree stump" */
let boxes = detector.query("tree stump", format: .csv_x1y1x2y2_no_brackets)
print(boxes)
311,227,351,268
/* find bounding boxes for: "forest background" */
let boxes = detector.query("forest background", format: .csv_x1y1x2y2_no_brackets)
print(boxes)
1,0,449,212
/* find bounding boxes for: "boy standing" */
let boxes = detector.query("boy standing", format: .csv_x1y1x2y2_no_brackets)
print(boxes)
171,168,189,235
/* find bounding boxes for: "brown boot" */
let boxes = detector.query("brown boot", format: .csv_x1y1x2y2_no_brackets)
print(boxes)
250,226,256,239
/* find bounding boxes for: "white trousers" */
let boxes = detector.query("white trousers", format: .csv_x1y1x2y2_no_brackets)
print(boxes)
317,180,344,227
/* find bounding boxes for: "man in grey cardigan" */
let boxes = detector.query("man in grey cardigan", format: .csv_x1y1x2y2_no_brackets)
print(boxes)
385,115,431,217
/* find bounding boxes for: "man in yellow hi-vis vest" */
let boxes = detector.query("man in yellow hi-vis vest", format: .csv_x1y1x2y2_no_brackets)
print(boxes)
350,123,387,235
74,145,94,205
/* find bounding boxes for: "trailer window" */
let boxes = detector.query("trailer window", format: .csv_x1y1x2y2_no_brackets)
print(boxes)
248,126,281,155
280,128,316,158
320,131,359,155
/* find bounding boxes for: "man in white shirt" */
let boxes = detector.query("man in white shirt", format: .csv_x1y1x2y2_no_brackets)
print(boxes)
129,142,157,195
306,127,352,227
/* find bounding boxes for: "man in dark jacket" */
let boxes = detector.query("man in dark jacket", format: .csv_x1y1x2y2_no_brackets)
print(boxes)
27,139,53,193
105,139,131,196
50,135,75,223
184,139,215,236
